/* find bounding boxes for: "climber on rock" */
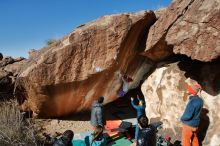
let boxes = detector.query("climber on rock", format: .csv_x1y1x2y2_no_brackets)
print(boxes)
90,96,106,128
131,95,146,141
181,82,203,146
118,72,133,97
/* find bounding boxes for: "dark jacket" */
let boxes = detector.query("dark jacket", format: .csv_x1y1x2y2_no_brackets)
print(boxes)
53,137,72,146
90,101,105,126
137,125,156,146
181,95,203,127
131,100,145,119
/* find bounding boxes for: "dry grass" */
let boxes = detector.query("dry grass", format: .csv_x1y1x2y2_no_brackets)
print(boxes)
0,100,40,146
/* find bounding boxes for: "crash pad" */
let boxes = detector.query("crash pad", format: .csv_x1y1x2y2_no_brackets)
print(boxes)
108,136,132,146
105,120,121,136
72,139,86,146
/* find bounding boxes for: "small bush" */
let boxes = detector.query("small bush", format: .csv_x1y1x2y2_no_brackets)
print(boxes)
0,100,40,146
46,39,57,46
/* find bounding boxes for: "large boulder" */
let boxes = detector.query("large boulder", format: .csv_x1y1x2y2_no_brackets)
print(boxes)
141,57,220,145
0,56,14,67
4,59,27,76
2,59,27,96
0,54,27,99
17,11,156,117
143,0,220,62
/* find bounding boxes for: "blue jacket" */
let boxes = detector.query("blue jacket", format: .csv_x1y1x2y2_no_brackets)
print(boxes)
131,100,145,119
181,95,203,127
88,134,107,146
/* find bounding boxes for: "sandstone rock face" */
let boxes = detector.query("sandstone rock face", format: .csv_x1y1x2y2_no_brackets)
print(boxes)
144,0,220,62
0,55,27,98
4,59,26,76
141,58,220,145
154,8,167,20
17,11,156,117
28,49,39,59
0,56,14,67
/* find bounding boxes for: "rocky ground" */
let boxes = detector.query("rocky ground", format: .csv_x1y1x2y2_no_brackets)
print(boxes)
34,97,135,137
34,97,182,145
34,117,182,145
34,118,92,137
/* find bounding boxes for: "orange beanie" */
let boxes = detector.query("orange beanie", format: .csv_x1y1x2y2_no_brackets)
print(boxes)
187,84,201,95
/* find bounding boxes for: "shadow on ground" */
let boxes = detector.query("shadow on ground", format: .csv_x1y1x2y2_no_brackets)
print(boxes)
60,93,137,121
60,79,147,121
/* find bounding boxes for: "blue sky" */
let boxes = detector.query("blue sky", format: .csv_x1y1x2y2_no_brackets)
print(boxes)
0,0,171,58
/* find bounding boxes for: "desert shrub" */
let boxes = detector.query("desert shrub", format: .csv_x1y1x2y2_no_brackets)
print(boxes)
0,100,40,146
46,39,57,46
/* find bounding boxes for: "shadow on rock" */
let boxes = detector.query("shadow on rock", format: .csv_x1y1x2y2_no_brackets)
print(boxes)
198,108,210,146
177,55,220,96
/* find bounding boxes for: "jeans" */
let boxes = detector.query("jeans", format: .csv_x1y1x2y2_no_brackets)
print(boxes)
135,124,139,140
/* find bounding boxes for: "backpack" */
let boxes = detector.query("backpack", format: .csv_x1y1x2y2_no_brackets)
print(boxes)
156,134,171,146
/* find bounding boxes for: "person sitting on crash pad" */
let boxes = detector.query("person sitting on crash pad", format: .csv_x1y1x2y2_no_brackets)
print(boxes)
53,130,74,146
88,125,107,146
